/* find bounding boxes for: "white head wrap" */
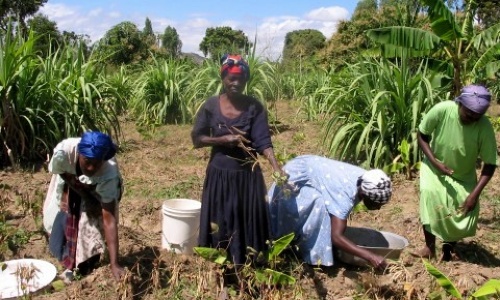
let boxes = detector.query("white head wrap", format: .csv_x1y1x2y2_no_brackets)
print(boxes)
358,169,392,204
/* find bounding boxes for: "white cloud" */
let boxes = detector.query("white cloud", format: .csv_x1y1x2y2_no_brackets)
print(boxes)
306,6,350,22
108,11,121,18
39,3,76,18
40,3,350,61
89,8,102,17
248,7,350,60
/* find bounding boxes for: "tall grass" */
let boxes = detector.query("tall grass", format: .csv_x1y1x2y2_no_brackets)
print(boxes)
0,30,124,166
323,57,448,169
129,57,195,126
128,54,284,128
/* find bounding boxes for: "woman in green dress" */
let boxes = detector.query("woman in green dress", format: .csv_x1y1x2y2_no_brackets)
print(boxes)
414,85,497,261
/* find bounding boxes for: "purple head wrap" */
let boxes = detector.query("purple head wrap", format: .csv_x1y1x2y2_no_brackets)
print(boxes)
77,131,116,161
455,85,491,114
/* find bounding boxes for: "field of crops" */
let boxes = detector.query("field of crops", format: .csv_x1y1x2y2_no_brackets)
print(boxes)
1,99,500,299
2,24,500,299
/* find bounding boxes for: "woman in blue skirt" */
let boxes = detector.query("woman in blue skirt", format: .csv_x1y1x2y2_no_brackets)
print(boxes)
191,54,283,267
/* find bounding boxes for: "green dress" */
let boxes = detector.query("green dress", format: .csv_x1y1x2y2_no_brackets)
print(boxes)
419,101,497,242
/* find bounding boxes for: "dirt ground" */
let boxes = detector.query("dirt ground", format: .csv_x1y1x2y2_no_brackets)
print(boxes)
1,100,500,299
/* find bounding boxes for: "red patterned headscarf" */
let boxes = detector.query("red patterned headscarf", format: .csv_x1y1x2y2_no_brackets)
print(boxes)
220,54,250,80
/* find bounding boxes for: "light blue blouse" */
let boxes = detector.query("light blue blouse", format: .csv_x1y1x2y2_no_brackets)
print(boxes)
267,155,365,266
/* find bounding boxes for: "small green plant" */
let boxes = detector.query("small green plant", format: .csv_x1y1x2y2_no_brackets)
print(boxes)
0,223,32,259
488,116,500,132
423,259,500,299
15,190,44,229
292,132,306,143
272,170,301,201
254,232,296,286
72,268,83,281
386,138,421,179
275,149,296,166
194,232,297,291
390,205,403,215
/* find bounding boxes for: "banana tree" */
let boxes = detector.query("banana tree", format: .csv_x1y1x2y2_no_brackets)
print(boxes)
366,0,500,95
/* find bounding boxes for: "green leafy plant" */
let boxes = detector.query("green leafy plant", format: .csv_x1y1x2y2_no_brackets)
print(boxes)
471,279,500,299
385,138,421,179
1,27,123,166
254,232,296,286
129,57,193,127
489,116,500,132
424,259,500,299
323,56,444,169
194,232,296,289
367,0,500,95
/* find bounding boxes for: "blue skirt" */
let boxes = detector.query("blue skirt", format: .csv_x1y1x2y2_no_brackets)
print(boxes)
198,163,270,265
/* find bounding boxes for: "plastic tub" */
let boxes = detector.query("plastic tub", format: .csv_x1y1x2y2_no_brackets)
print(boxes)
161,199,201,255
336,227,409,266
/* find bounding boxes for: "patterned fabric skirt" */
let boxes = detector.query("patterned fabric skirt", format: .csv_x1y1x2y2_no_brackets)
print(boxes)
198,164,270,265
48,184,106,270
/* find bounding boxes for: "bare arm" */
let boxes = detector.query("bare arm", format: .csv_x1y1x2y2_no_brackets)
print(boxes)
101,201,124,280
192,134,243,149
417,131,453,175
462,164,496,213
262,147,282,173
330,215,386,269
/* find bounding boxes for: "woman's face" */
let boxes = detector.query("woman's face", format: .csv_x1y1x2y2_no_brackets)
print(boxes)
78,154,104,176
458,104,482,125
359,189,384,210
222,73,247,96
362,198,383,210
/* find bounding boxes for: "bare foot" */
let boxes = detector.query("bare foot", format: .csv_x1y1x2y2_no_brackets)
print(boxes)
410,247,435,259
441,243,461,262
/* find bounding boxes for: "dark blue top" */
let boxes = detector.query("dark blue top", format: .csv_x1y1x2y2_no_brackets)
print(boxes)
191,96,273,170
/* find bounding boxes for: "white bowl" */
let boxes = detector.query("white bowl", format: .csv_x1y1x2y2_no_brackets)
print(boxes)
0,259,57,299
336,227,409,267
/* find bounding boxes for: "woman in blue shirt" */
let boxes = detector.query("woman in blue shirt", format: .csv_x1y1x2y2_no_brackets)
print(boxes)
268,155,392,269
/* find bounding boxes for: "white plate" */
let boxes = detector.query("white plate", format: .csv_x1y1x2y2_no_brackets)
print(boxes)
0,259,57,299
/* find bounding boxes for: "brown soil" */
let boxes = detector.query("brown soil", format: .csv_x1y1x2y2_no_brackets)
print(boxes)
1,100,500,300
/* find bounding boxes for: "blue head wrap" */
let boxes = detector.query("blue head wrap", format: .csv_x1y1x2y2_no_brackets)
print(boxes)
455,85,491,114
77,131,116,160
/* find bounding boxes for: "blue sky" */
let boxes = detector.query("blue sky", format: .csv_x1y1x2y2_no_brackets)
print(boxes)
40,1,358,59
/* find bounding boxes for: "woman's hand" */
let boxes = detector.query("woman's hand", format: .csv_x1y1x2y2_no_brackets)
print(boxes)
220,134,246,148
111,264,125,281
461,195,478,214
433,161,454,176
367,253,387,270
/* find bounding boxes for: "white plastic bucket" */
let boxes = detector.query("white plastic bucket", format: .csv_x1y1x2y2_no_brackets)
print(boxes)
161,199,201,254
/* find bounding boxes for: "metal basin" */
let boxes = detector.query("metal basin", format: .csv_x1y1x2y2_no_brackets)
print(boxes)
336,227,409,267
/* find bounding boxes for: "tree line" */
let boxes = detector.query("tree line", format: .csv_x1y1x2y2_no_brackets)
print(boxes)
2,0,499,72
